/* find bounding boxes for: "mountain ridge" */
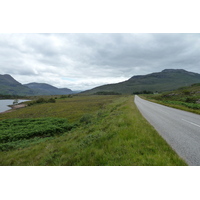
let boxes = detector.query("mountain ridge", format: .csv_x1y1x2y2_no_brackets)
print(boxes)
0,74,36,96
82,69,200,95
24,82,73,95
0,74,74,96
1,69,200,96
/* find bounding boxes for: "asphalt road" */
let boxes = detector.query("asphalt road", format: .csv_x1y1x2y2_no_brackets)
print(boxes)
135,95,200,166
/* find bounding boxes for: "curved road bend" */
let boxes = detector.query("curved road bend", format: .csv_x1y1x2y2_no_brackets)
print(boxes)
135,95,200,166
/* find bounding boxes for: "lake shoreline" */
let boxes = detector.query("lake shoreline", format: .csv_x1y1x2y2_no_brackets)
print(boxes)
0,103,27,114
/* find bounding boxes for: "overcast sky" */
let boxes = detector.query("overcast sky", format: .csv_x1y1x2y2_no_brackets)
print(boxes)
0,33,200,91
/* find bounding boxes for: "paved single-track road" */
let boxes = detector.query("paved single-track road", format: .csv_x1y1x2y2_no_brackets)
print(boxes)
135,95,200,166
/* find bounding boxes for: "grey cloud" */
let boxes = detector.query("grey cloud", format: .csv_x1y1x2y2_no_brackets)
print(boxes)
0,33,200,90
85,34,200,74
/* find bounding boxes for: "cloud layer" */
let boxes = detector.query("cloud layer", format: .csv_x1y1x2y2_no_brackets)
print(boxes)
0,33,200,90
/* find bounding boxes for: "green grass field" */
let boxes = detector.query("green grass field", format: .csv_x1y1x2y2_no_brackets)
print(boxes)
0,95,116,122
0,95,187,166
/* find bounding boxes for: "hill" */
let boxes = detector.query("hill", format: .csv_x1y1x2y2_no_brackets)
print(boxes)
82,69,200,95
24,83,73,95
0,74,35,96
0,74,74,96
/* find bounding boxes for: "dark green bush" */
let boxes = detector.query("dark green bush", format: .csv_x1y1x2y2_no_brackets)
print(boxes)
28,97,56,106
182,90,190,95
133,90,153,95
94,91,121,95
60,95,73,99
185,97,196,103
36,98,46,104
47,98,56,103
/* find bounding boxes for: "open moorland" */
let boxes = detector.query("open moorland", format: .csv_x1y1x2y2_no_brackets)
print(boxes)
0,95,186,166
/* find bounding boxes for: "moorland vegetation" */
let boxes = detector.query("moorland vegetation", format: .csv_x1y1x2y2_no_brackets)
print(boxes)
141,83,200,114
0,95,186,166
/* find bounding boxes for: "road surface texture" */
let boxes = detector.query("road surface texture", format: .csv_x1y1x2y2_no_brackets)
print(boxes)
135,95,200,166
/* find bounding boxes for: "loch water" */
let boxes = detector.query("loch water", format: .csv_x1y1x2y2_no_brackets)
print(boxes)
0,100,30,113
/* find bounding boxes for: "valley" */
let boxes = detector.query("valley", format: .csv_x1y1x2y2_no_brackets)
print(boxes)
1,69,200,96
1,69,200,166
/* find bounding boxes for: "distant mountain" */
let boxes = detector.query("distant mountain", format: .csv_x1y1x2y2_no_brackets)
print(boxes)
0,74,74,96
82,69,200,95
0,74,35,96
24,83,73,95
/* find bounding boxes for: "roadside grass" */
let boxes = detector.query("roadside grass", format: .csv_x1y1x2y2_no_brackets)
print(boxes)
141,95,200,115
0,95,187,166
139,83,200,114
152,100,200,115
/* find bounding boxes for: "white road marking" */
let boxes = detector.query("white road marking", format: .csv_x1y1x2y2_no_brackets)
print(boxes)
182,119,200,128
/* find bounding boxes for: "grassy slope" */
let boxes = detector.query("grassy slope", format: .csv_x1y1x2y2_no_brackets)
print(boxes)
82,70,200,95
141,83,200,115
0,95,186,166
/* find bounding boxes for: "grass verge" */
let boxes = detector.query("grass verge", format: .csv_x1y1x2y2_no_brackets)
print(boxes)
141,95,200,115
139,83,200,114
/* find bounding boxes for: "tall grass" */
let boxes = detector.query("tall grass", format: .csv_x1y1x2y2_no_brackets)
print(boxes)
0,95,187,166
0,95,117,122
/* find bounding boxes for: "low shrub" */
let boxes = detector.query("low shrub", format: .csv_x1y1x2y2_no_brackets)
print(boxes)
60,95,73,99
36,98,46,104
93,91,121,95
47,98,56,103
185,97,196,103
28,97,56,106
79,114,93,124
182,90,190,95
0,118,76,151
